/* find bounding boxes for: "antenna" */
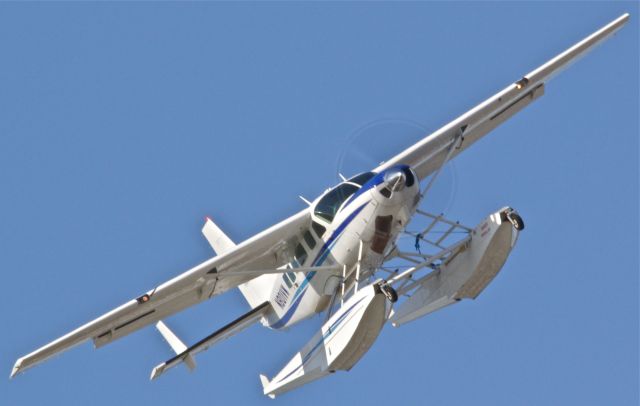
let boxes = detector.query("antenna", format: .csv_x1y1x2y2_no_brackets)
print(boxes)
298,195,312,206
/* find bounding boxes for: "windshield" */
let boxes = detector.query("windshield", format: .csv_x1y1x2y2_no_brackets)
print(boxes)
314,183,359,223
347,172,375,186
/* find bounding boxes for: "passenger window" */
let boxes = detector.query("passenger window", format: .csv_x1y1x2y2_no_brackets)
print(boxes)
282,273,292,288
293,243,307,267
286,271,297,283
303,230,316,249
312,222,326,239
314,183,359,223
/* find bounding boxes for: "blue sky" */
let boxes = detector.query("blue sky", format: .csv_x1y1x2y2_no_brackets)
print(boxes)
1,2,637,405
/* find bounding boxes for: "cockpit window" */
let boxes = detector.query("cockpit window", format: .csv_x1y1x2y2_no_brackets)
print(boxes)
348,172,376,186
314,183,359,223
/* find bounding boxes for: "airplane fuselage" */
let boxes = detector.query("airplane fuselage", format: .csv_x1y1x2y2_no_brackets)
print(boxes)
262,165,420,329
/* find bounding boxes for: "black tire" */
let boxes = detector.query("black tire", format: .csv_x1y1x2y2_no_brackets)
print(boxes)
381,284,398,303
509,213,525,230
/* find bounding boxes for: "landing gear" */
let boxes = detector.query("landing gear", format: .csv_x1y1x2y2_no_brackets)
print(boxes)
379,283,398,303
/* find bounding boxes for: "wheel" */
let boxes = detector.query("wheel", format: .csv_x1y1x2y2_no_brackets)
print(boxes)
508,213,525,230
380,284,398,303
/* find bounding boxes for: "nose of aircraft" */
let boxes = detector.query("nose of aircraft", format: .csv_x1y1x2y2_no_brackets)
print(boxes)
383,169,406,192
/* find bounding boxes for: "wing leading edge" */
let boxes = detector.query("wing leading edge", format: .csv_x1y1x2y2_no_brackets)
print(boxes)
373,13,630,181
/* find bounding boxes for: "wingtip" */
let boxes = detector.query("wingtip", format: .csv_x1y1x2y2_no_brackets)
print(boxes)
611,12,630,27
618,13,631,24
10,359,22,379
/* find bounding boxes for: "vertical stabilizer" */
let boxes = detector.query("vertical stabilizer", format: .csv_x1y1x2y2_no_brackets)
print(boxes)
202,217,236,255
201,216,270,308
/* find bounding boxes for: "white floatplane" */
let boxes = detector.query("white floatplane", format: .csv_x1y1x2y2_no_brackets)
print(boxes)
11,13,629,398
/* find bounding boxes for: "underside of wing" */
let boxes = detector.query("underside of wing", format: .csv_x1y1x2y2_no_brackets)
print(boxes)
12,207,312,377
373,14,629,182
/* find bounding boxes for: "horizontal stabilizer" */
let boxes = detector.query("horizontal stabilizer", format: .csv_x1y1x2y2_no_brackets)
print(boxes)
151,302,271,380
155,321,196,372
156,321,187,354
259,374,275,399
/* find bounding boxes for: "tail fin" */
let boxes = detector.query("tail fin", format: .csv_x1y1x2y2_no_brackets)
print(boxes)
201,216,270,308
202,217,235,255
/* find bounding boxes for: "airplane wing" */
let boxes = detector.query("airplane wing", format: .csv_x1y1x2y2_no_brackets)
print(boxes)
11,208,312,378
373,13,629,181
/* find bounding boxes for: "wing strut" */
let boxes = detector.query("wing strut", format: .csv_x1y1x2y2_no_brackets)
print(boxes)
420,129,463,200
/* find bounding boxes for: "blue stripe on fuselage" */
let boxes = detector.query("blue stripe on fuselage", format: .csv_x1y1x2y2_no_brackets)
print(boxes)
342,164,410,209
269,201,369,329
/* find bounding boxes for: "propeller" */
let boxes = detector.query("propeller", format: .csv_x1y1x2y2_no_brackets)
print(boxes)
335,118,458,215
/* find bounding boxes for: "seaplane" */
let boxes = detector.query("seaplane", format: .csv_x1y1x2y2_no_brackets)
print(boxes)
11,14,629,398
